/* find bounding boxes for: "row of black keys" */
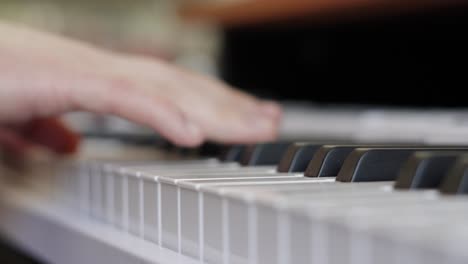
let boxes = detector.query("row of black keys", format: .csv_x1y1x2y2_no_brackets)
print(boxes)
214,142,468,195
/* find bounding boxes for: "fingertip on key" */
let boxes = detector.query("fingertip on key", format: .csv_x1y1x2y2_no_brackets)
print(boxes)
259,100,283,120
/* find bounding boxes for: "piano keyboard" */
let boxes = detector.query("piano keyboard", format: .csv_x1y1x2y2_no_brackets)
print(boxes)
2,139,468,264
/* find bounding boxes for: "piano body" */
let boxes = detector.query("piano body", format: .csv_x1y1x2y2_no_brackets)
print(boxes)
3,108,468,264
2,1,468,263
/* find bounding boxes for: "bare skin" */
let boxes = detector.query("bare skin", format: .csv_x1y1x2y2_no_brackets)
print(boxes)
0,22,282,155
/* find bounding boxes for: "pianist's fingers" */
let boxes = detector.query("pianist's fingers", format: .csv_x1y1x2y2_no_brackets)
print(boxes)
0,21,281,147
108,54,283,143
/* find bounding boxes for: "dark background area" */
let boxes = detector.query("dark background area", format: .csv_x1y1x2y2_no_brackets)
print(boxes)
219,6,468,108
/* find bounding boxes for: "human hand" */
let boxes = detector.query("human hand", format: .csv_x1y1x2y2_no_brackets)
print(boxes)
0,22,281,155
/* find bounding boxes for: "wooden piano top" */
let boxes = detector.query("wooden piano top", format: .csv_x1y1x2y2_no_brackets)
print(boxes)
178,0,467,26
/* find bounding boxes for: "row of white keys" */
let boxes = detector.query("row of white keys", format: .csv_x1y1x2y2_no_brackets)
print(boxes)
47,144,468,264
85,160,331,262
253,183,468,264
156,170,286,251
55,152,468,261
137,169,282,246
193,180,310,264
347,198,468,264
52,141,310,227
309,197,468,264
200,181,386,264
178,177,333,262
200,179,468,264
91,161,279,237
277,187,437,264
54,159,361,263
128,166,277,241
53,158,224,217
50,141,191,209
100,160,242,228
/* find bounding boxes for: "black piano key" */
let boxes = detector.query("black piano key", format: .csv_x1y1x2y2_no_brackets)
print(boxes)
439,156,468,194
221,145,247,162
276,143,322,173
240,145,256,165
197,142,231,158
305,144,414,178
336,147,468,182
304,145,362,177
241,142,291,166
394,151,464,189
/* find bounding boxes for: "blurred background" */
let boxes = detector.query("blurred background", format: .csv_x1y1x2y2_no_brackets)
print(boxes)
0,0,221,75
1,0,468,143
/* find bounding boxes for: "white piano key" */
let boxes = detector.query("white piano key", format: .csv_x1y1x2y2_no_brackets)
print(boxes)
369,234,396,264
257,203,279,264
70,163,83,210
142,175,159,243
227,199,250,264
180,188,200,258
329,220,351,264
90,162,104,220
98,163,110,222
128,171,142,237
349,225,373,264
311,218,329,264
104,164,115,224
204,191,224,263
248,201,258,264
78,161,92,216
112,167,126,229
54,161,78,209
288,212,311,264
160,178,179,250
